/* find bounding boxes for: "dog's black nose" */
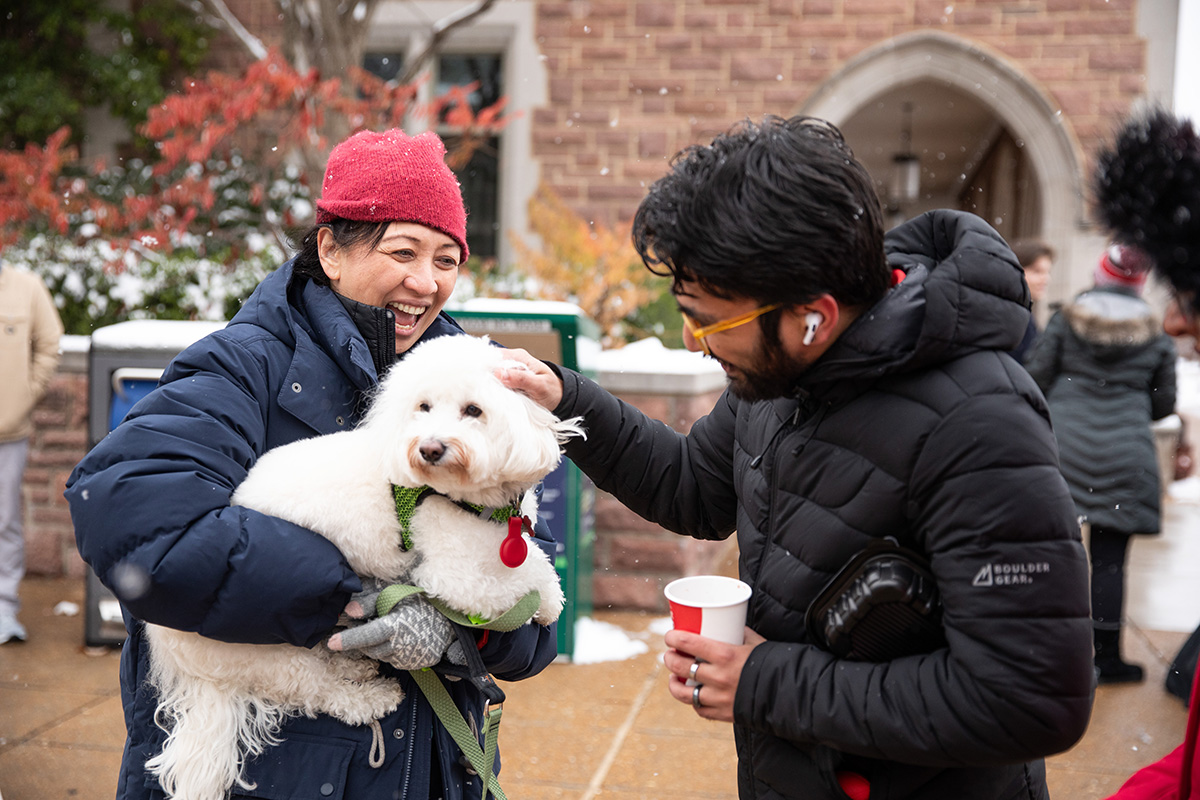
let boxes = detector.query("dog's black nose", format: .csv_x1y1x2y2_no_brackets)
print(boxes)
419,440,445,463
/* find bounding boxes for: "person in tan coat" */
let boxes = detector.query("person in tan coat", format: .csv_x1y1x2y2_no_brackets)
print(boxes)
0,261,63,643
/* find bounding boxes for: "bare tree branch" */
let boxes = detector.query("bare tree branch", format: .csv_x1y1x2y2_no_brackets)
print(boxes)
187,0,270,60
171,0,493,189
399,0,498,85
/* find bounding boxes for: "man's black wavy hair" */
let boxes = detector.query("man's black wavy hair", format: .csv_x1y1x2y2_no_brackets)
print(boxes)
631,115,890,311
1094,107,1200,310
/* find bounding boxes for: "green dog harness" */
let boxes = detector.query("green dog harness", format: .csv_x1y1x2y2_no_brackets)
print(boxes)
391,484,533,568
391,484,524,550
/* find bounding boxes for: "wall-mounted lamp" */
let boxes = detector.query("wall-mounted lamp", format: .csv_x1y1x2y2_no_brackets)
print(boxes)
890,102,920,207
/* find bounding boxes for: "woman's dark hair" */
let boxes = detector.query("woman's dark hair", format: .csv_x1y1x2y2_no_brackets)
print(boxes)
632,115,890,314
291,219,394,287
1010,239,1055,269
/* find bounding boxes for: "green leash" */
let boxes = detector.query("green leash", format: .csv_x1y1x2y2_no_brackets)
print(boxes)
376,585,541,800
409,668,506,800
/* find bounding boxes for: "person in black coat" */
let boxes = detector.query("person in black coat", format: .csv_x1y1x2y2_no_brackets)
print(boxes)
502,115,1094,800
1025,244,1177,684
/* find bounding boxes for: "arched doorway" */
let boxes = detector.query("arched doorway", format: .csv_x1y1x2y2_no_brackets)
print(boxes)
838,86,1039,240
800,30,1104,303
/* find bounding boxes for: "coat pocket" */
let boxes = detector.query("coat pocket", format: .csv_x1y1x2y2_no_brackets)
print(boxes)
227,733,355,800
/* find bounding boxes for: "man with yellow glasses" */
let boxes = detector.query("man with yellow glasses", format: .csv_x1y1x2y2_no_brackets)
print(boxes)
679,303,781,357
501,114,1093,800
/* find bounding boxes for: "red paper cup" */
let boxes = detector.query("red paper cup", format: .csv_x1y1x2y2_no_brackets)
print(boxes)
664,575,752,646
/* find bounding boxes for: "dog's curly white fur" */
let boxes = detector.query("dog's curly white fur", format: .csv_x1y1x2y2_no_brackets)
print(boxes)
144,334,585,800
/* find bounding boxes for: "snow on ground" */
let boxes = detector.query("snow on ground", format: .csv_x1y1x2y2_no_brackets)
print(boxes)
571,617,661,664
569,616,681,664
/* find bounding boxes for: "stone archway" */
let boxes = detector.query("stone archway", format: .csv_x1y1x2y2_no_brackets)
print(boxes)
800,30,1102,300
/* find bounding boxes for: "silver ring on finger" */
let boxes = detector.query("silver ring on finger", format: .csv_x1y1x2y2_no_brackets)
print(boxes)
692,683,704,710
689,659,701,682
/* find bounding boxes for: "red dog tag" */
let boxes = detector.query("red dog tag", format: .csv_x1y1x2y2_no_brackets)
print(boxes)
500,517,529,568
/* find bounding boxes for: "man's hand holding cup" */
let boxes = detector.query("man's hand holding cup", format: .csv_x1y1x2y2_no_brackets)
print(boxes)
663,575,763,722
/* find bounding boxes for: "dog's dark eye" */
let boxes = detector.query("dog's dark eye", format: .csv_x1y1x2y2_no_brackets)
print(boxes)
463,404,482,418
418,402,431,413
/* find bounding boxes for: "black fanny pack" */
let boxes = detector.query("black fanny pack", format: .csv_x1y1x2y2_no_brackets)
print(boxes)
804,537,945,662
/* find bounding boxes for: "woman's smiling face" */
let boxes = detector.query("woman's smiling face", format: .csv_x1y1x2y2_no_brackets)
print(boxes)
319,221,461,354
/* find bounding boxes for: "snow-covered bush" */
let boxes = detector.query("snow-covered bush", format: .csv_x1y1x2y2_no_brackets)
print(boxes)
3,149,308,334
6,233,286,335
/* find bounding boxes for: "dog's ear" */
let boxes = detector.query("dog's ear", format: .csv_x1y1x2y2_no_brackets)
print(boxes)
361,367,405,427
553,415,587,445
515,391,585,447
491,394,574,481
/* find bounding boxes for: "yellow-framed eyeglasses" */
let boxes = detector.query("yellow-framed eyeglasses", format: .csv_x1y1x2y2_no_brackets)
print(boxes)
680,303,782,356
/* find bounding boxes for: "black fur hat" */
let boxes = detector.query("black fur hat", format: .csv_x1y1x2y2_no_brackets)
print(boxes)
1093,107,1200,306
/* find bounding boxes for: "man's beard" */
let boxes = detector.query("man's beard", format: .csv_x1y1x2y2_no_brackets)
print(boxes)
721,338,809,402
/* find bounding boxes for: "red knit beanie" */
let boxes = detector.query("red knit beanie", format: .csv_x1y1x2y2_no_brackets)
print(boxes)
316,129,469,262
1094,244,1149,293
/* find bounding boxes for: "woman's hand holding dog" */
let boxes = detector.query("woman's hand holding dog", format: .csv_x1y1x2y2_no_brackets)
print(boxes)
328,592,455,671
495,348,564,412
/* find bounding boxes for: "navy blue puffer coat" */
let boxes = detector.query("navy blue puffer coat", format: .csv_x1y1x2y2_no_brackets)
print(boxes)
552,211,1094,800
66,261,559,800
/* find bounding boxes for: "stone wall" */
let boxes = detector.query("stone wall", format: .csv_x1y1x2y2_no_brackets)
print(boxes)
589,384,729,611
206,0,1150,233
20,341,729,612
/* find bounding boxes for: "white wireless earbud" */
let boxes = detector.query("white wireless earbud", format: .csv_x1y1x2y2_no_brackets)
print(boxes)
802,311,823,346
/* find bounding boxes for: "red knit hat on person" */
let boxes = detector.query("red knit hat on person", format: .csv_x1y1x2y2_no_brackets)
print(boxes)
1094,243,1149,293
315,128,469,263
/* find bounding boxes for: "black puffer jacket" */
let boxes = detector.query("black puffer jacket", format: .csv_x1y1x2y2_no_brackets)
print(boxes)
555,211,1094,800
1025,286,1177,534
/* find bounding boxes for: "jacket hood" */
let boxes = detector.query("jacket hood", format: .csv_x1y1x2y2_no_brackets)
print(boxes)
1061,287,1161,361
229,259,304,348
801,210,1029,404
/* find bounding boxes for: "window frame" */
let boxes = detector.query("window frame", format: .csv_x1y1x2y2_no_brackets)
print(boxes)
363,1,545,268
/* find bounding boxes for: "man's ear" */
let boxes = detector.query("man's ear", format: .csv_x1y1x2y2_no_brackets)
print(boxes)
316,227,341,283
784,294,840,349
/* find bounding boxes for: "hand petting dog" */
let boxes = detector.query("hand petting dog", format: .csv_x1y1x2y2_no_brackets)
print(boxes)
494,348,565,412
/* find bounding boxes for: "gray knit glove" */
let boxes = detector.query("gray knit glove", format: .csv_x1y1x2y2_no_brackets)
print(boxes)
327,592,454,670
340,577,391,623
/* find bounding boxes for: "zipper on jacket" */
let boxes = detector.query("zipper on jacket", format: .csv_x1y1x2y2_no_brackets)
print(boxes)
753,400,829,593
399,697,418,799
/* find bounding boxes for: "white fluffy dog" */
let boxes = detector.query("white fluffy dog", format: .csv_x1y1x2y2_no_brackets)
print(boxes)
144,334,585,800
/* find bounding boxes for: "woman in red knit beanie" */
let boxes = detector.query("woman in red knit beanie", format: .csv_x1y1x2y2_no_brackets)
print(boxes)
65,127,560,800
300,127,472,359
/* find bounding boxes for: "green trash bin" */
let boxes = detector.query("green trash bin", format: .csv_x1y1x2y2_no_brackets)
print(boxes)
448,299,598,659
